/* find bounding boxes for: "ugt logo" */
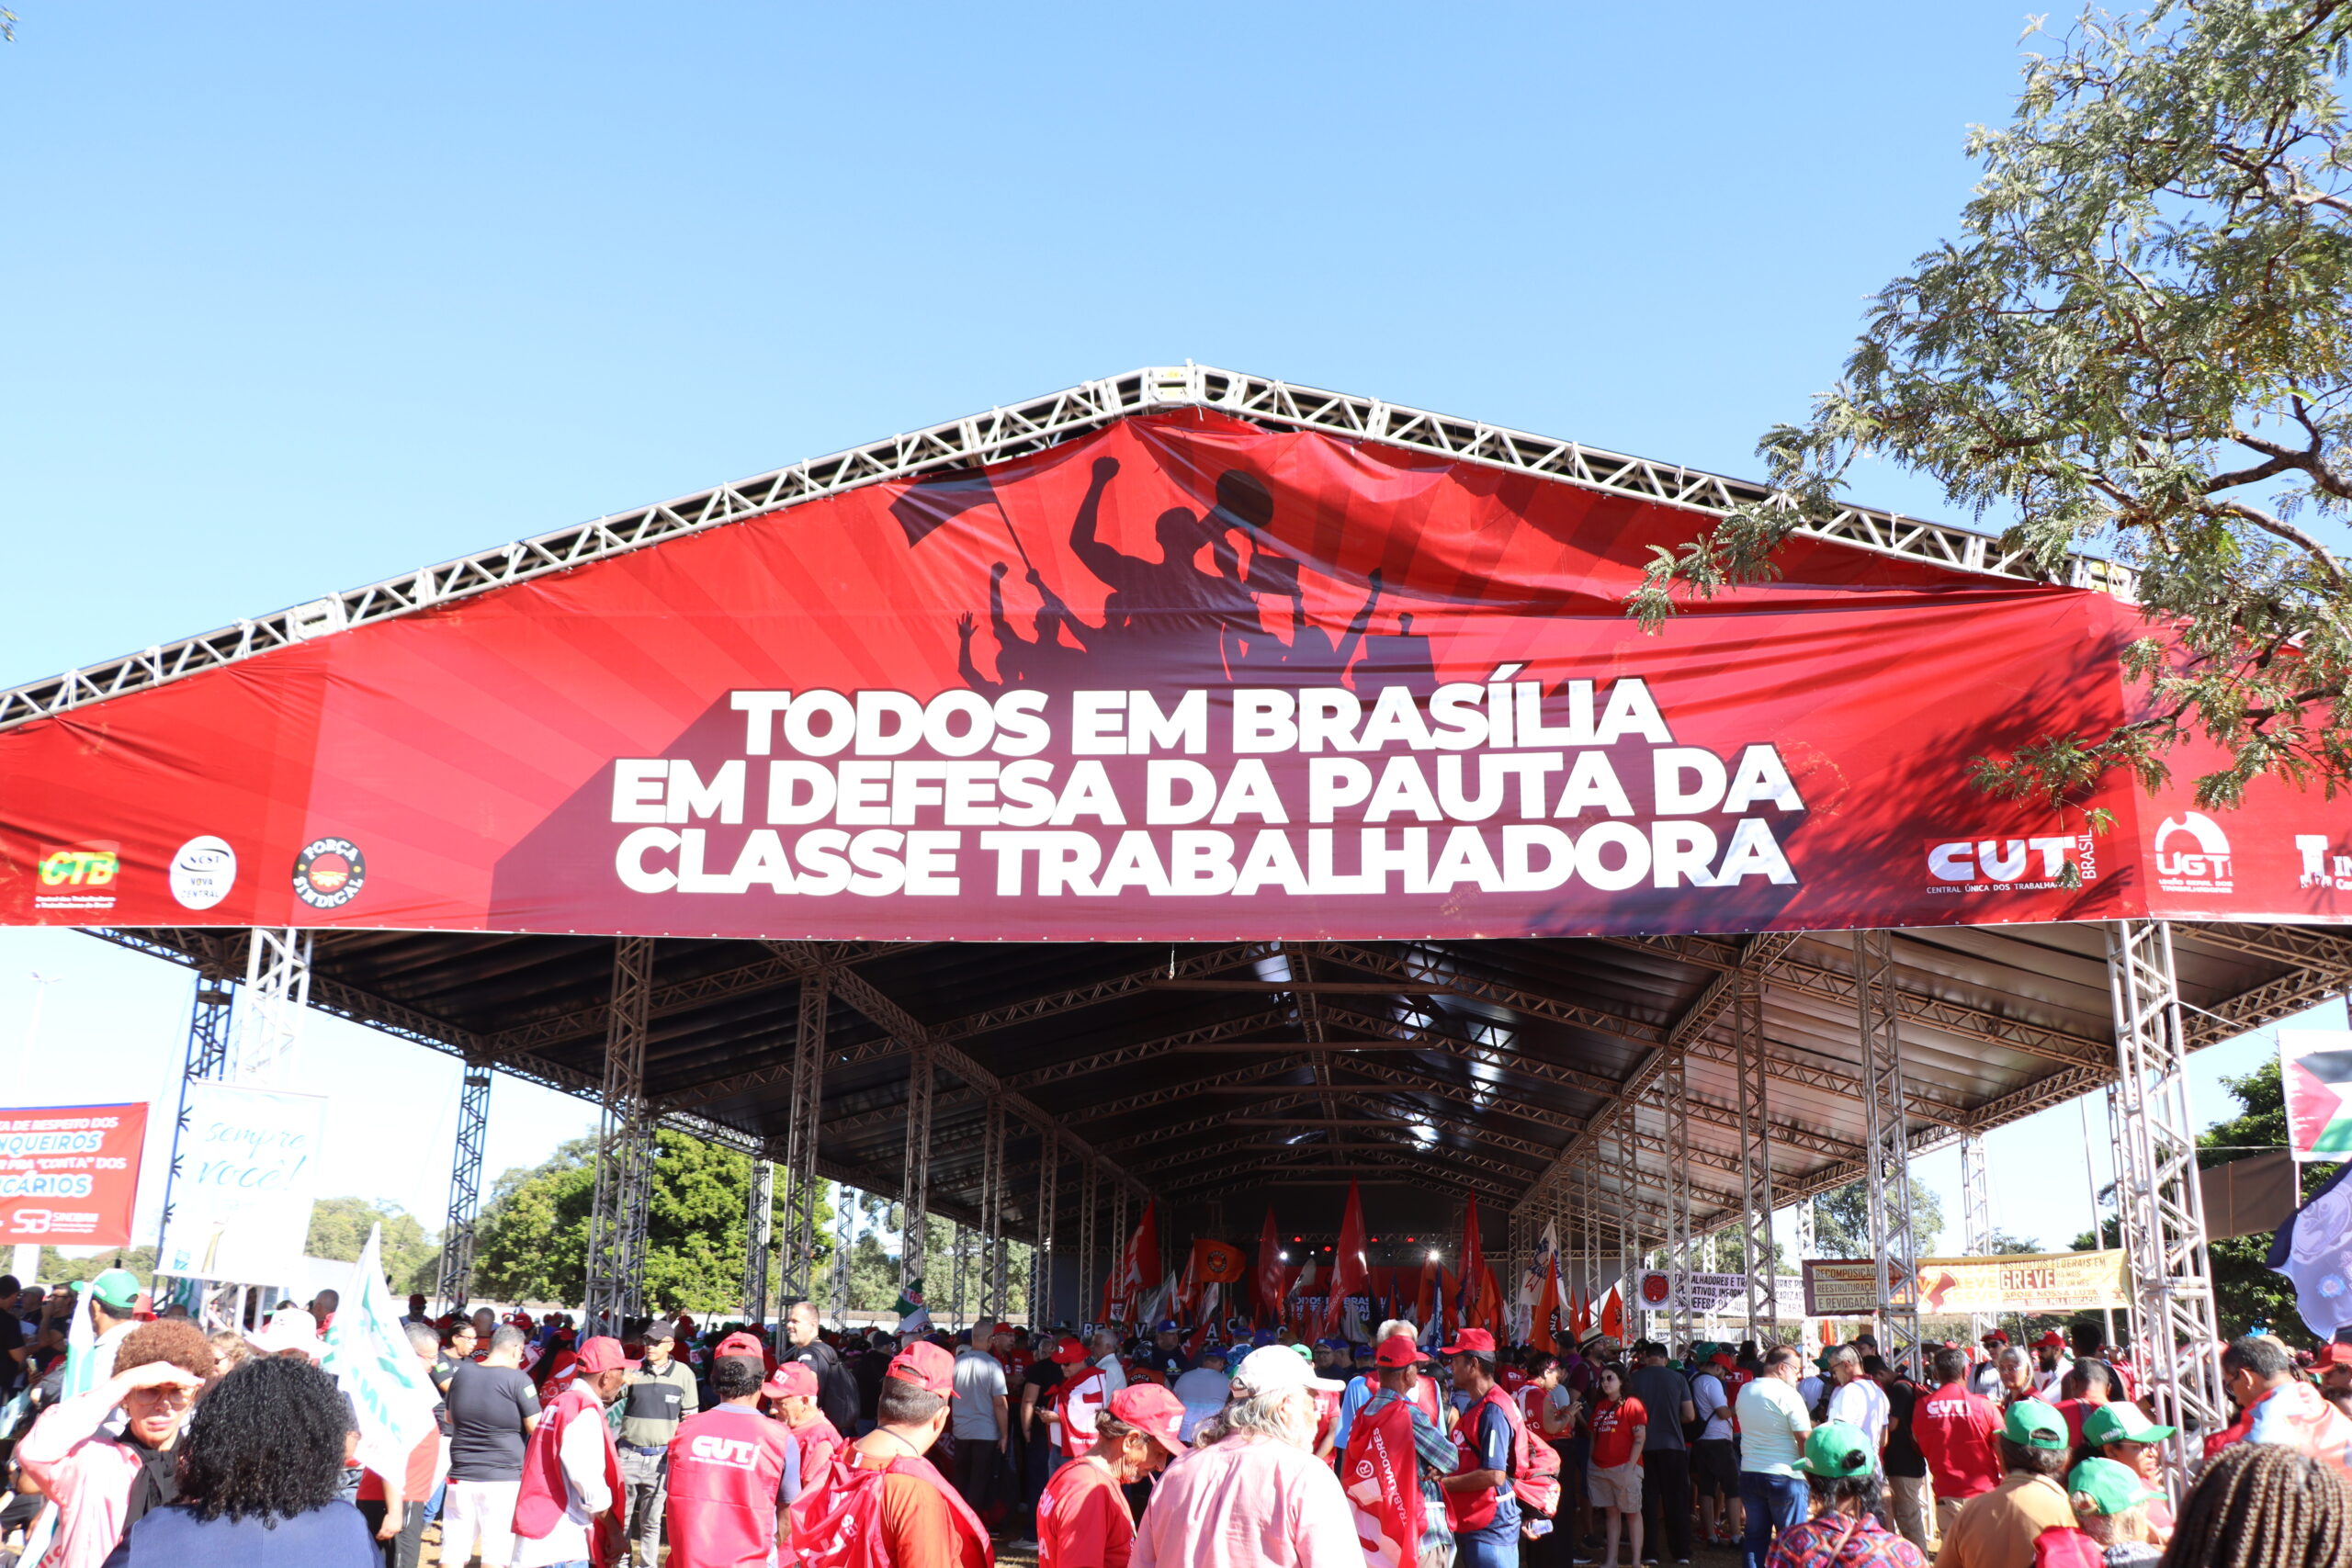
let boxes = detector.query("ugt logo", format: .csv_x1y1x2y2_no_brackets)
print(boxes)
2154,812,2233,891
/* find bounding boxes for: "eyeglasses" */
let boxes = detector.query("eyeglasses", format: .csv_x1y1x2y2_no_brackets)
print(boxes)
128,1387,196,1414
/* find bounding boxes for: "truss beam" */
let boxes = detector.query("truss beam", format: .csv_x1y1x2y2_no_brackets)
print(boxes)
436,1064,492,1313
585,937,656,1331
1855,931,1923,1376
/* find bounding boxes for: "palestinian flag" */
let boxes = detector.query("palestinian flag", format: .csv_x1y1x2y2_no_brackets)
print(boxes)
894,1279,930,1334
2284,1033,2352,1158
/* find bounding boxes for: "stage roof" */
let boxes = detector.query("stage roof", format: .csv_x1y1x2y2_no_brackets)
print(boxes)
8,365,2349,1245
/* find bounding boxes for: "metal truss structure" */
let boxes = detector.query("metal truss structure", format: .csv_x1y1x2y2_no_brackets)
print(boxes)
584,937,655,1331
1078,1163,1099,1331
1035,1126,1058,1325
1731,966,1778,1338
979,1097,1007,1324
156,970,235,1270
436,1064,492,1313
782,980,827,1301
234,927,311,1084
1960,1134,1992,1339
1854,931,1923,1376
744,1156,775,1325
0,365,2135,735
2106,920,2228,1489
900,1040,933,1295
1662,1057,1693,1349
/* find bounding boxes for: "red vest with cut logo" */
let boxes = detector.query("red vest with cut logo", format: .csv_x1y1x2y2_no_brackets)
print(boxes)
663,1404,797,1568
514,1385,625,1567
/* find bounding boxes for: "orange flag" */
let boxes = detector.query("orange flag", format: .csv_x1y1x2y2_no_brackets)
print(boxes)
1599,1282,1624,1342
1530,1253,1563,1355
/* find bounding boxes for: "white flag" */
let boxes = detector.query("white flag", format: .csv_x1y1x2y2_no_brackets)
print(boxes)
321,1225,439,1484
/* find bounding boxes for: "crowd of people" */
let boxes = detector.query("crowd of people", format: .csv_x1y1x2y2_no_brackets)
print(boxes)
2,1271,2352,1568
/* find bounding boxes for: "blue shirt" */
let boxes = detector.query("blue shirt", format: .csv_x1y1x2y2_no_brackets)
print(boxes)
102,1501,378,1568
1464,1399,1521,1540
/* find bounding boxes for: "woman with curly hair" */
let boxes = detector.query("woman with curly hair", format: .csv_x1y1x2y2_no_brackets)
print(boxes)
99,1356,375,1566
2156,1441,2352,1568
17,1315,217,1568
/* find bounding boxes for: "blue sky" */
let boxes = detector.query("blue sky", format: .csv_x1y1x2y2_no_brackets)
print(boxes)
0,3,2324,1253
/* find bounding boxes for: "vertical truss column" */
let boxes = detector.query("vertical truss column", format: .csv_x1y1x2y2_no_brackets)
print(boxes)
1663,1058,1693,1351
900,1039,933,1295
436,1064,492,1314
1615,1107,1638,1325
2106,919,2227,1489
783,979,828,1302
1853,931,1922,1376
978,1097,1007,1324
1035,1126,1058,1327
157,971,235,1269
234,927,312,1083
744,1155,775,1325
1110,1185,1130,1324
1960,1132,1992,1341
1078,1163,1100,1328
1731,965,1779,1340
831,1187,852,1324
951,1224,969,1329
585,936,656,1333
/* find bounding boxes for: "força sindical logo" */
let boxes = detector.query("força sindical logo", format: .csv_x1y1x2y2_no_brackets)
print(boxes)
291,837,368,909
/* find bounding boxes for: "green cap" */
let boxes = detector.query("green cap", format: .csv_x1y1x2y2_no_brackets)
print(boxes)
1792,1421,1877,1478
2003,1398,2069,1451
2081,1403,2175,1448
2067,1457,2163,1515
84,1269,141,1313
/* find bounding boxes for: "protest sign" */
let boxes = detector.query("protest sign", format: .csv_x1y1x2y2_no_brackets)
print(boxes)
157,1082,327,1282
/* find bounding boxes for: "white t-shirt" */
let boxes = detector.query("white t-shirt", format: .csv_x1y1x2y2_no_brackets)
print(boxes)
1171,1367,1230,1442
1096,1352,1128,1395
1691,1372,1732,1442
951,1348,1008,1440
1736,1376,1813,1477
2033,1357,2073,1395
1826,1377,1890,1450
1796,1374,1824,1412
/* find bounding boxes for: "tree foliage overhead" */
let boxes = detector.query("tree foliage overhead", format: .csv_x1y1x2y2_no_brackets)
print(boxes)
1632,0,2352,810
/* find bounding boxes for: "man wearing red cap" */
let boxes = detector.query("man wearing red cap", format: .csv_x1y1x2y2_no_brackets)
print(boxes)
796,1340,991,1568
1342,1335,1457,1568
765,1361,843,1495
1036,1383,1185,1568
2030,1330,2074,1397
663,1352,799,1568
513,1335,628,1568
1439,1329,1523,1568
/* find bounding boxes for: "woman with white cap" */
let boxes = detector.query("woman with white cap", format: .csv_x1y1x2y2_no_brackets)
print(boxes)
1132,1345,1360,1568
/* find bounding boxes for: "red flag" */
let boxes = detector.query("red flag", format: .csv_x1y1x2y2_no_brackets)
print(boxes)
1476,1264,1505,1334
1108,1201,1161,1324
1193,1238,1246,1283
1570,1286,1592,1337
1440,1268,1461,1338
1599,1282,1624,1342
1458,1196,1487,1329
1530,1253,1563,1356
1255,1208,1285,1326
1322,1181,1371,1337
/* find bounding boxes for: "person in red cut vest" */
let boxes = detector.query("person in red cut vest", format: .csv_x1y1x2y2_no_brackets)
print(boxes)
795,1339,992,1568
663,1354,799,1568
512,1335,628,1568
764,1361,842,1526
1046,1336,1111,1461
1343,1335,1458,1568
1035,1383,1185,1568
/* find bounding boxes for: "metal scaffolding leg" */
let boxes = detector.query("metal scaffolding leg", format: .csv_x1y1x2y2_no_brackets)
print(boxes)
744,1156,775,1325
1110,1185,1130,1325
436,1064,492,1314
234,927,312,1083
1079,1163,1100,1328
1960,1132,1992,1341
979,1097,1006,1325
951,1223,968,1329
831,1189,852,1325
1732,966,1779,1340
1616,1103,1639,1332
1664,1058,1693,1352
900,1040,933,1296
584,936,655,1333
1854,930,1922,1376
2106,919,2227,1488
1035,1127,1058,1326
156,972,235,1269
784,980,827,1302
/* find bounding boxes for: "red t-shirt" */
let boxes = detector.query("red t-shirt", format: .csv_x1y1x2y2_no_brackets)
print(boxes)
1914,1382,2004,1500
1589,1396,1648,1469
1037,1453,1134,1568
356,1427,439,1506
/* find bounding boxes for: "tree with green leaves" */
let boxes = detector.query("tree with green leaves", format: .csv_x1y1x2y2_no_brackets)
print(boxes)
467,1132,831,1313
1810,1178,1946,1259
2189,1055,2313,1333
1632,0,2352,811
305,1197,439,1294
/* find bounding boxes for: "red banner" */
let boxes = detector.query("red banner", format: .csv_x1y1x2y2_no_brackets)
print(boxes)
4,409,2347,939
0,1102,147,1247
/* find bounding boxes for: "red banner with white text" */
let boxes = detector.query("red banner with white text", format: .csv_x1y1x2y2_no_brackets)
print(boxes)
0,1102,147,1247
4,410,2348,938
